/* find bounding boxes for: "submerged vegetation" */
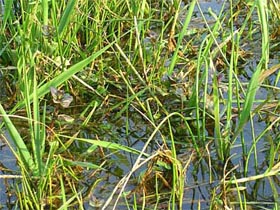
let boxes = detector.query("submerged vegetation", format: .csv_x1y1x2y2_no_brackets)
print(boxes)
0,0,279,209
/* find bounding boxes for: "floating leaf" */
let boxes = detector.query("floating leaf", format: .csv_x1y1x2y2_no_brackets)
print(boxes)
50,87,73,108
60,93,73,108
57,114,75,123
50,86,63,102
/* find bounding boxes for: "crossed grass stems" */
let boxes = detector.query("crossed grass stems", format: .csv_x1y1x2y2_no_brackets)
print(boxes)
0,0,280,209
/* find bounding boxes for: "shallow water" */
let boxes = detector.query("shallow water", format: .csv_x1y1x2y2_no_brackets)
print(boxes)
1,0,280,209
0,131,18,209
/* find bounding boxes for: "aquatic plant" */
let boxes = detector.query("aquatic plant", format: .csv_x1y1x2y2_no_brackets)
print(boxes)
0,0,279,209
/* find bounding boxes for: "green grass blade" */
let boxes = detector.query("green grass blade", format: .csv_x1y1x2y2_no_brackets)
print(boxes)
257,0,269,67
232,0,269,141
13,43,113,111
58,0,76,36
33,69,43,175
0,104,35,173
59,134,145,156
212,69,223,160
40,101,46,160
42,0,49,26
63,159,104,170
36,46,110,97
168,0,196,75
232,64,262,140
2,0,13,29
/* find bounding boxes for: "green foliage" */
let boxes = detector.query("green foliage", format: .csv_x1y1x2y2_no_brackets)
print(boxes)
0,0,279,209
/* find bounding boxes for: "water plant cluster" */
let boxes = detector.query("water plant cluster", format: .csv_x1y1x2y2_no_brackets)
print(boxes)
0,0,279,209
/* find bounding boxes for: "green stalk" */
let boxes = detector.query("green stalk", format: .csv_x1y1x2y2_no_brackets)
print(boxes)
232,0,269,141
32,61,43,176
168,0,196,75
1,0,13,30
0,104,35,173
257,0,269,67
42,0,48,26
58,0,77,36
225,0,234,156
212,69,223,160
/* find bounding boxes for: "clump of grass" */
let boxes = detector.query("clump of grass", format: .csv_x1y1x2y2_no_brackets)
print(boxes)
0,0,279,209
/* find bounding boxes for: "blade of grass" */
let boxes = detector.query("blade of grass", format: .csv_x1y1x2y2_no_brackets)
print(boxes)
2,0,13,30
0,105,35,173
58,0,76,36
42,0,48,26
58,134,146,156
168,0,196,75
33,67,43,176
13,43,114,111
232,63,262,141
212,59,223,160
232,0,269,141
257,0,269,67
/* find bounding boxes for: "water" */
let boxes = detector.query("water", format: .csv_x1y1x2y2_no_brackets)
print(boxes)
0,132,18,209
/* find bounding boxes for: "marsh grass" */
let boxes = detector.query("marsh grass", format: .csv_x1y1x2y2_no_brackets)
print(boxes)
0,0,280,209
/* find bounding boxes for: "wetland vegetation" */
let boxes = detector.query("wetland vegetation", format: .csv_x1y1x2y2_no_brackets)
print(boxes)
0,0,279,209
